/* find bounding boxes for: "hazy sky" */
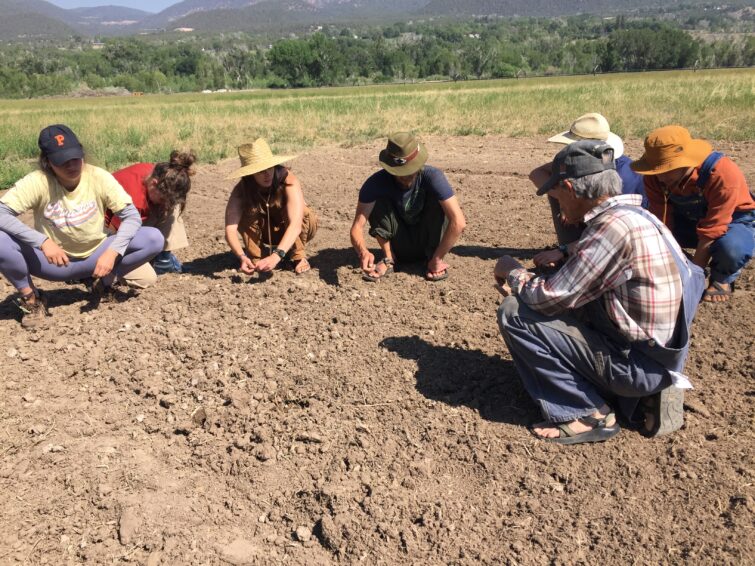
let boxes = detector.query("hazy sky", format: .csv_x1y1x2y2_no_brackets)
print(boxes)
48,0,180,12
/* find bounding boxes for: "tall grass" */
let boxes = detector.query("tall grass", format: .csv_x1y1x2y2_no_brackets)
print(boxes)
0,68,752,188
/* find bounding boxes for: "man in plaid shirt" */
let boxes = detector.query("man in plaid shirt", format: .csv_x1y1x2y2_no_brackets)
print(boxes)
495,140,704,445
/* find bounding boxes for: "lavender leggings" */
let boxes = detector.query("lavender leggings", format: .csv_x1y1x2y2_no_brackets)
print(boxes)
0,227,164,290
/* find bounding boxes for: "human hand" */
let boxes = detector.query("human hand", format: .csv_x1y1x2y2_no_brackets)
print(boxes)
494,255,523,284
533,248,564,268
254,254,281,273
238,255,256,274
93,248,119,278
41,239,69,267
360,251,375,273
493,281,512,297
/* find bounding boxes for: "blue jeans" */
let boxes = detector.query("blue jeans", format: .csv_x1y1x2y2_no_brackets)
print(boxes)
675,210,755,285
497,296,670,423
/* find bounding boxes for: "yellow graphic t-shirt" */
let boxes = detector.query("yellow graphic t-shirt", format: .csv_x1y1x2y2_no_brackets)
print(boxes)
1,164,132,258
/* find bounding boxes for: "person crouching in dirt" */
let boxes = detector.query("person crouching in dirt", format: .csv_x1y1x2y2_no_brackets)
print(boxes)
105,150,197,288
350,132,466,282
631,125,754,304
494,140,705,444
529,112,645,246
224,139,317,276
0,124,164,328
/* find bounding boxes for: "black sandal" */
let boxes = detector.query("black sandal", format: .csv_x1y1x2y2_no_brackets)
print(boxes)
533,413,621,445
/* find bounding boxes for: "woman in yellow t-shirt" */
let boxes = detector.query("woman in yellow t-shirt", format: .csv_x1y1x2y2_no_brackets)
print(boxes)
0,124,164,327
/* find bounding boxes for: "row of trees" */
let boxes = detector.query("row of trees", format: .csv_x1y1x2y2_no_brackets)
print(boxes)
0,17,752,98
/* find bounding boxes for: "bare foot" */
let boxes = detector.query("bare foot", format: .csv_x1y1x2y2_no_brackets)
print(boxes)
294,258,311,275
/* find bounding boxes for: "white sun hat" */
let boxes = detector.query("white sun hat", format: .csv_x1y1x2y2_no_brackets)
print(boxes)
547,112,624,159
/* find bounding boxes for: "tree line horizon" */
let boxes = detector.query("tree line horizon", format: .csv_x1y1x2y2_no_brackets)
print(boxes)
0,15,753,99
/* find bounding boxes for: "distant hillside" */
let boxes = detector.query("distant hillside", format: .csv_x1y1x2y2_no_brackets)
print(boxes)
68,5,151,23
420,0,733,18
167,0,318,31
158,0,428,31
0,0,75,40
0,0,747,39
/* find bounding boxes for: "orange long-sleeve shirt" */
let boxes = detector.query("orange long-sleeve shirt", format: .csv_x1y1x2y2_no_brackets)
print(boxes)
644,156,754,240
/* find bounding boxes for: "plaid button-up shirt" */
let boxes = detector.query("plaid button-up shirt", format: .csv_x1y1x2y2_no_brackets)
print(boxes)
508,195,683,345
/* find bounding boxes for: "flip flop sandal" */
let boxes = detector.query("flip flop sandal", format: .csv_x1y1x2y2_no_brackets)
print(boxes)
363,258,394,282
640,386,684,437
702,281,733,303
533,413,621,445
426,268,449,282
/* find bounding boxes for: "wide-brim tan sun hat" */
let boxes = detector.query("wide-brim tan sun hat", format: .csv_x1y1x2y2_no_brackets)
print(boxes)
379,132,429,176
547,112,624,159
631,125,712,175
226,138,297,180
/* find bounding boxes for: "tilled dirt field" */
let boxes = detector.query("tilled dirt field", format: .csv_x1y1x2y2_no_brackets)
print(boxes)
0,136,753,565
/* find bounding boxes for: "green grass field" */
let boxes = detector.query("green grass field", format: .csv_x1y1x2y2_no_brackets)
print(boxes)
0,68,752,188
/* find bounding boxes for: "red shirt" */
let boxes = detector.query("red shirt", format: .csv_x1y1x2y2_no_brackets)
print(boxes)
644,156,754,240
107,163,154,229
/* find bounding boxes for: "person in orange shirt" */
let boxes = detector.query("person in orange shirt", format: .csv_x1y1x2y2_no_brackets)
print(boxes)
632,126,754,303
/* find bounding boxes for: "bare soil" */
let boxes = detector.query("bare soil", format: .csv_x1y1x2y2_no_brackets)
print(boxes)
1,136,753,565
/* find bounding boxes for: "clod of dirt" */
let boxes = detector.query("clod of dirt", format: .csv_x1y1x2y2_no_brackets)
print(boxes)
118,507,141,545
159,395,177,409
294,525,312,542
317,515,343,551
255,445,276,462
218,538,261,565
191,406,207,426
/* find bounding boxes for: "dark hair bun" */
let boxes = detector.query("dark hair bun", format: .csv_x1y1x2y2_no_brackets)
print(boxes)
169,150,197,175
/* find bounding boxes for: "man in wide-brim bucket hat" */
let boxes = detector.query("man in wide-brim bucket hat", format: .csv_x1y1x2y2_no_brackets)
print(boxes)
349,132,466,282
530,112,645,249
224,138,318,276
632,125,755,304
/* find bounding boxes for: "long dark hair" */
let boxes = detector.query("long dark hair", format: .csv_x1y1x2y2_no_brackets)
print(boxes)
238,165,289,214
149,150,197,215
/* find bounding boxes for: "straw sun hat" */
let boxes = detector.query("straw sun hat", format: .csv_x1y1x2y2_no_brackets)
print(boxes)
226,138,297,180
548,112,625,159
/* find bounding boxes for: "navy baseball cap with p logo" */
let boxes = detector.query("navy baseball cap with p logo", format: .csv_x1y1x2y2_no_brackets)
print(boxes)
537,140,615,195
38,124,84,166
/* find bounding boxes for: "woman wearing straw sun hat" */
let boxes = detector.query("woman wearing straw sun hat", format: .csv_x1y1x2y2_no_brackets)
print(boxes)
224,138,317,276
631,125,754,304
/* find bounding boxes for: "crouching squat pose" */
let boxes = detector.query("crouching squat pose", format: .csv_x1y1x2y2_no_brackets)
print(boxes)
631,125,754,303
350,132,466,282
106,150,196,287
495,140,704,445
0,124,164,327
225,139,317,275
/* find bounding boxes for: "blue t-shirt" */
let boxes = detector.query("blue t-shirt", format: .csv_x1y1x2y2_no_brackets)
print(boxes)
358,166,455,210
616,155,647,208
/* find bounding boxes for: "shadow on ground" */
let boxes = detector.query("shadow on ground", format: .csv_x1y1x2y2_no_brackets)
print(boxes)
380,335,536,426
453,245,543,261
308,247,358,286
182,252,238,279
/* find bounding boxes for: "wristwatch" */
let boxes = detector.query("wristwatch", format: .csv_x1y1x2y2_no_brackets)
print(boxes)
558,244,569,257
271,247,286,260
